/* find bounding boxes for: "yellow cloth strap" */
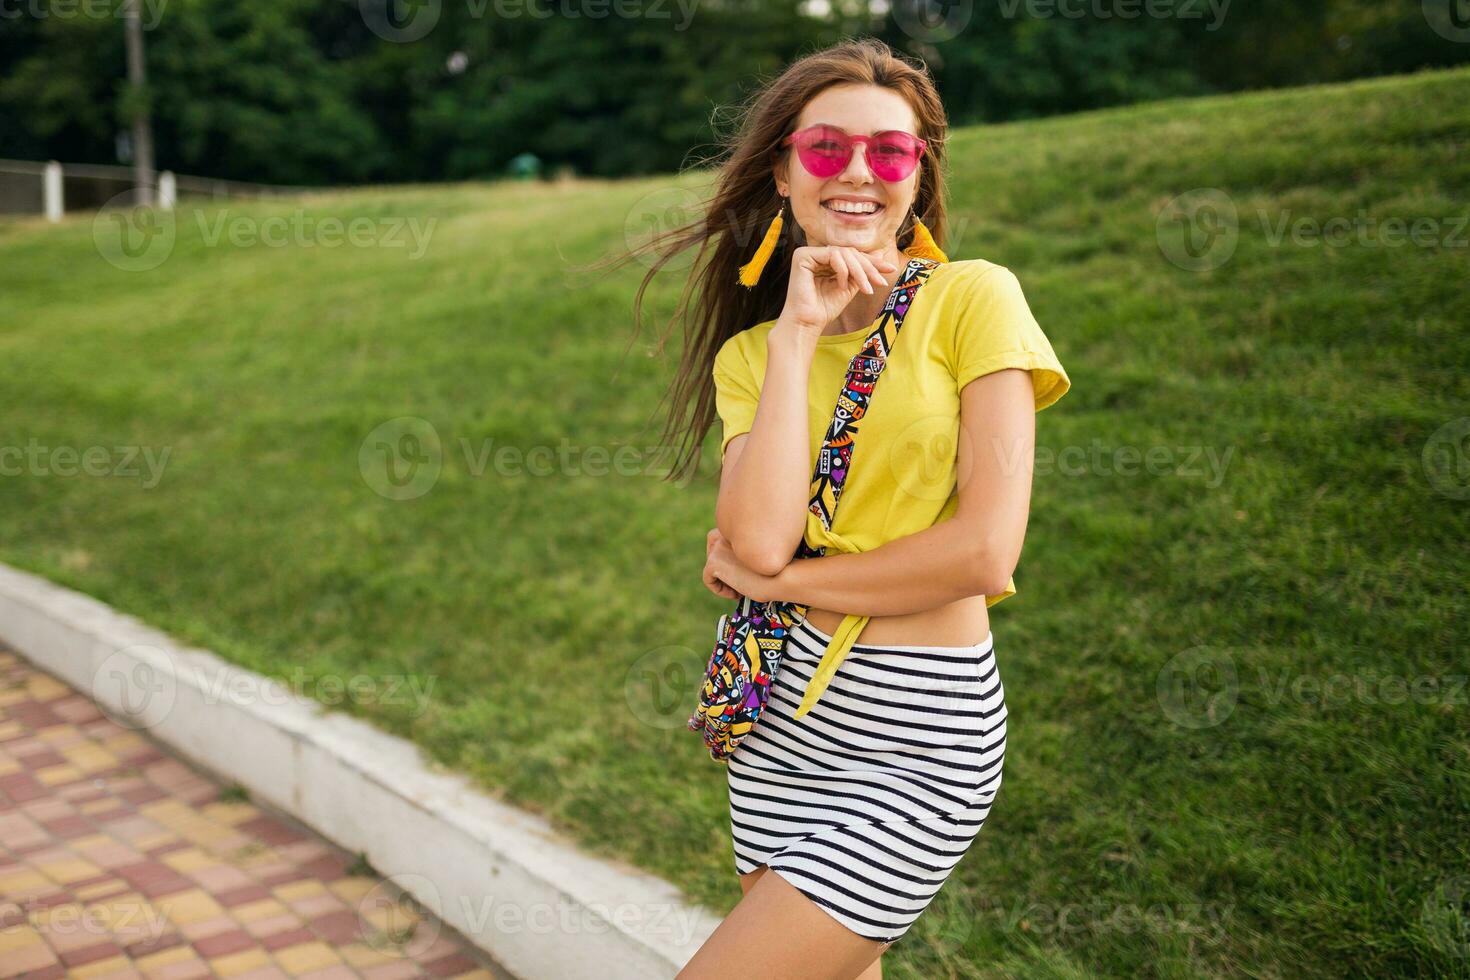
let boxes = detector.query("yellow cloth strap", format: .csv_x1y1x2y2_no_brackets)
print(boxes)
792,612,869,718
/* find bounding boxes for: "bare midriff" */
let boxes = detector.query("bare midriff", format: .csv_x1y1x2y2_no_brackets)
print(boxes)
801,592,991,648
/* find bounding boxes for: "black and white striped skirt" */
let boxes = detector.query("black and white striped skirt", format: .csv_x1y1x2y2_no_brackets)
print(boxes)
726,611,1007,945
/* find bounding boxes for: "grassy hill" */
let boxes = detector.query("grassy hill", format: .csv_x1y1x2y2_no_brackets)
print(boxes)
2,64,1468,978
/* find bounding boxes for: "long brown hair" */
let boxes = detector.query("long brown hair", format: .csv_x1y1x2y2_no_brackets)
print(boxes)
586,36,950,486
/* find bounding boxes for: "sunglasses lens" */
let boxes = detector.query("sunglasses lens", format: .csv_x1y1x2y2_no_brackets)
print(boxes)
795,127,850,178
870,135,921,181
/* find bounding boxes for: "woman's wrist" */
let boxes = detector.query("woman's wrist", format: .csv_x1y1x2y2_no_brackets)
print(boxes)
769,316,823,356
768,555,809,606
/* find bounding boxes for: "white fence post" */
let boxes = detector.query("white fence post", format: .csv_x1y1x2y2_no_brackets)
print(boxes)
159,170,176,210
44,161,63,222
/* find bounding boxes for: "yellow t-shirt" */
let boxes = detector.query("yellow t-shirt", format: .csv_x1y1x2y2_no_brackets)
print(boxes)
711,257,1072,715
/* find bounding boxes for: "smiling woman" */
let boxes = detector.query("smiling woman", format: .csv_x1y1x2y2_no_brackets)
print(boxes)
599,35,1073,980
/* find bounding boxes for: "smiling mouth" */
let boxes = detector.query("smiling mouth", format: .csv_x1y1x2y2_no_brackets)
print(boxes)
823,201,884,218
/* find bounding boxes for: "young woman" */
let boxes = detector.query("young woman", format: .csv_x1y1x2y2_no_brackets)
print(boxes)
617,37,1070,980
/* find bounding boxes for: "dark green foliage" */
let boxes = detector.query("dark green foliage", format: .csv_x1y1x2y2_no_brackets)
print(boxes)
2,0,1465,185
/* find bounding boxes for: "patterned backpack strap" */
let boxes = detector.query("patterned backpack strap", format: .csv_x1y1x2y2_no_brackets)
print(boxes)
799,257,940,558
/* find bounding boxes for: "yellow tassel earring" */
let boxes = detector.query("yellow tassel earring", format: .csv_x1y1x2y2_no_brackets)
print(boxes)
902,210,949,263
737,199,785,288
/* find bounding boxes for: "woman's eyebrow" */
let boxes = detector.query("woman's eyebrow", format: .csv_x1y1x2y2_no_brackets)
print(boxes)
809,121,915,135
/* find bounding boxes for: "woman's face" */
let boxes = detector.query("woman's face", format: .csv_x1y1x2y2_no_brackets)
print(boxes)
774,83,922,254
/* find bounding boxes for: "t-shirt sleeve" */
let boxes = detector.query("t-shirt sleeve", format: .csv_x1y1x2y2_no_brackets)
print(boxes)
951,264,1071,411
712,334,762,462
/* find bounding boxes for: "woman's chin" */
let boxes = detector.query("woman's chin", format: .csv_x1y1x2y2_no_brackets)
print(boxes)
820,226,888,250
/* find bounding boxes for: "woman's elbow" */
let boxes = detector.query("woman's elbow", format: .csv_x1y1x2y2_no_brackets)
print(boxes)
717,503,796,577
970,568,1012,597
968,541,1018,596
732,538,790,578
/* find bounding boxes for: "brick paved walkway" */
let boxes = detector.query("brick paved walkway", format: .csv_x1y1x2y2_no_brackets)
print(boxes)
0,643,514,979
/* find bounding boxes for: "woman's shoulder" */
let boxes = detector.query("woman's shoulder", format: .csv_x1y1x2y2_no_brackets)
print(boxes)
927,256,1013,291
922,257,1037,324
913,258,1006,324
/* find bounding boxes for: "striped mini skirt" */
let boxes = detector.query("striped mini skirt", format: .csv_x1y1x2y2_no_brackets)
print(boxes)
726,611,1007,946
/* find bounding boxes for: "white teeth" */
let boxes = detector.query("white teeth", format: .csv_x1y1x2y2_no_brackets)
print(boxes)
824,200,880,214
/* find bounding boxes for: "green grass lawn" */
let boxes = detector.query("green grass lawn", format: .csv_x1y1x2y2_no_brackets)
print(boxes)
2,65,1468,978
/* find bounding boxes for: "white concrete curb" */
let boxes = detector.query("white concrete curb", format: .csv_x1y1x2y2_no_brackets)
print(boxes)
0,561,720,979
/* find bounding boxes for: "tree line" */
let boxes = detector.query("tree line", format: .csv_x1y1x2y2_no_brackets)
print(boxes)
1,0,1463,186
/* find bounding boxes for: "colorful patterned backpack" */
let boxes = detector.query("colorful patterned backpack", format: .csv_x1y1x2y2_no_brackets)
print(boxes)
687,256,942,762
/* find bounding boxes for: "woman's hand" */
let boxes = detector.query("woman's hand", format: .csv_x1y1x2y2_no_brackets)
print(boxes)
781,245,899,332
704,528,739,600
704,527,779,603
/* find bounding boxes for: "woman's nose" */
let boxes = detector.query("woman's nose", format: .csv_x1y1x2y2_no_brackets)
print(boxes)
839,143,874,183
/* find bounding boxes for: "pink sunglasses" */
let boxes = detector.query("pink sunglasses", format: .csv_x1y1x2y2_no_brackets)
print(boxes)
781,124,928,183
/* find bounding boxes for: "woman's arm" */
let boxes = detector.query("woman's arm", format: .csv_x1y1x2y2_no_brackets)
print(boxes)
715,320,820,576
711,367,1037,614
715,246,895,576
